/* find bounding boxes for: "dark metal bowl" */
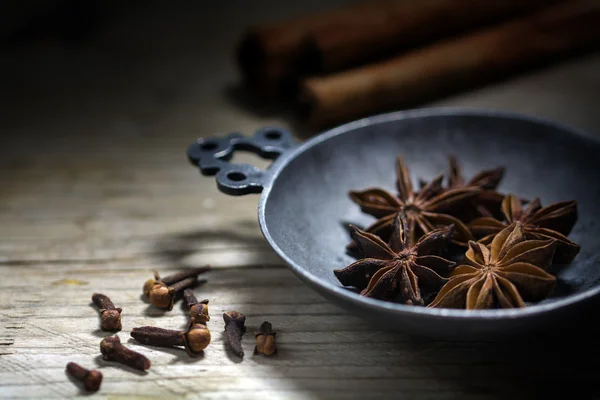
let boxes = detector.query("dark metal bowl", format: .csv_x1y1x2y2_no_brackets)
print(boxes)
187,108,600,340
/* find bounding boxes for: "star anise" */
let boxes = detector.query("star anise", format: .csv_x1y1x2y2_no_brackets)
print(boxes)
348,156,479,246
446,155,506,221
334,211,456,305
469,194,580,264
428,222,557,309
447,155,505,191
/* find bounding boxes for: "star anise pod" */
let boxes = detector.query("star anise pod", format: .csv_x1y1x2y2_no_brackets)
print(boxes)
469,194,580,264
447,155,505,191
446,155,506,221
428,222,557,309
348,156,479,246
334,211,456,305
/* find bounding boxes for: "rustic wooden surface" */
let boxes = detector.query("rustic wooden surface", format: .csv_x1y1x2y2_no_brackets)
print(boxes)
2,2,600,399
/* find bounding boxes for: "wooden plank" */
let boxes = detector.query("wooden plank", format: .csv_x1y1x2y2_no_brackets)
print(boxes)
0,258,597,398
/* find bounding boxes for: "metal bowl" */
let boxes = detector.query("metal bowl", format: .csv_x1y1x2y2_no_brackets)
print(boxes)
187,108,600,340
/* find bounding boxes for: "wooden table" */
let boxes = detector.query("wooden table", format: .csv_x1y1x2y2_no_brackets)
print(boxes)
1,2,600,398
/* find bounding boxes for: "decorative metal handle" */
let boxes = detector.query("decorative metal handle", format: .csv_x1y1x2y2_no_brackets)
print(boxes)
187,127,297,196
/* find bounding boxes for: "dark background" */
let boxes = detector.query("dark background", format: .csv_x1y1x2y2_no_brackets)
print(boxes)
2,0,600,142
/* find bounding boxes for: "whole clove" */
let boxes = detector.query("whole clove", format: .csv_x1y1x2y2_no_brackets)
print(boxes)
223,311,246,358
131,322,211,357
149,276,199,311
91,293,122,331
183,289,210,324
65,362,102,392
254,321,277,356
143,266,211,296
100,335,151,371
181,323,211,355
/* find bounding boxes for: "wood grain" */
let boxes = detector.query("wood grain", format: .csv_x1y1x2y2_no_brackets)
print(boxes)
1,1,600,399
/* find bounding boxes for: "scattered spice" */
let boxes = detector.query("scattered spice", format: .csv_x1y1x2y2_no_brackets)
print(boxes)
348,156,478,247
183,323,211,355
149,276,199,311
223,311,246,358
429,222,557,309
52,278,88,286
254,321,277,356
143,266,211,296
131,322,211,357
91,293,122,331
469,194,580,264
100,335,151,371
65,362,102,392
183,289,210,324
335,211,455,304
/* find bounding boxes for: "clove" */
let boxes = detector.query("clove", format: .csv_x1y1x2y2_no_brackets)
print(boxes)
254,321,277,356
100,335,151,371
131,322,211,357
149,276,199,311
183,289,210,324
92,293,122,331
66,362,102,392
143,266,211,296
223,311,246,358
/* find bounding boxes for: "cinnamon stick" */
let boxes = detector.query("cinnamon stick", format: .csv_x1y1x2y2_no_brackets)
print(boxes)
237,2,387,95
299,0,600,129
299,0,562,74
237,0,561,98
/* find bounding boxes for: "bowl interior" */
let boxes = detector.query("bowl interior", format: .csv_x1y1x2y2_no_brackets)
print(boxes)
262,110,600,311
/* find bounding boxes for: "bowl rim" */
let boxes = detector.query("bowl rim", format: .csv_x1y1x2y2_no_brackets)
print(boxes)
259,106,600,320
